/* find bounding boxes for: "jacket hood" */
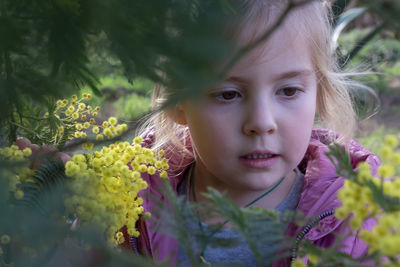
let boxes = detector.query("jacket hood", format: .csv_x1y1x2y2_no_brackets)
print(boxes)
294,129,379,242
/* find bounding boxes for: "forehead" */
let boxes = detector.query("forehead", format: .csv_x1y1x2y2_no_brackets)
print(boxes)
219,4,320,72
227,1,318,44
229,15,315,76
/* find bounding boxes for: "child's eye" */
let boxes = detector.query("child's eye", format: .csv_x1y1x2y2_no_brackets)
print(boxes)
211,90,242,102
277,87,302,98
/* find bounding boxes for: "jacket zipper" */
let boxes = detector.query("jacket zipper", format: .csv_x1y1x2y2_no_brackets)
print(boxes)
291,209,336,262
131,236,139,253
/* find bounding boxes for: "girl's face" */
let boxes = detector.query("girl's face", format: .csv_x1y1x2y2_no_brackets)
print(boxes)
177,22,317,201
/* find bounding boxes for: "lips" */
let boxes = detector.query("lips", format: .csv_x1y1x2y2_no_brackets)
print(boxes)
240,150,277,158
239,150,279,169
241,154,274,159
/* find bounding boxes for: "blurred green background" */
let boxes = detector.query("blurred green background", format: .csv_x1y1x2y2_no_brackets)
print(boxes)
335,7,400,154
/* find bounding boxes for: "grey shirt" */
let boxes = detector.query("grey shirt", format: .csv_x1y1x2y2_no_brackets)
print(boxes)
177,166,304,266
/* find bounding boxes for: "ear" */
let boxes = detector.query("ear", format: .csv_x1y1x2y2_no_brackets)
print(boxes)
168,103,187,125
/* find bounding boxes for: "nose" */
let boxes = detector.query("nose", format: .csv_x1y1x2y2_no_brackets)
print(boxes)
242,97,277,136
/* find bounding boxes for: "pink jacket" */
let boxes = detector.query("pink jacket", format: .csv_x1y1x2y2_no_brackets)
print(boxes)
121,129,380,266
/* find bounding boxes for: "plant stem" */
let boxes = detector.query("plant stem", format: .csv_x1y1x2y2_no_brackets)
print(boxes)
10,121,44,140
340,23,384,68
161,0,315,109
21,114,50,121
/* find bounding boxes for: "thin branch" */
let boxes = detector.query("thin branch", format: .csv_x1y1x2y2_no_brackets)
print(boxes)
20,114,50,121
18,110,24,125
161,0,316,108
10,121,44,139
218,0,316,81
340,23,384,68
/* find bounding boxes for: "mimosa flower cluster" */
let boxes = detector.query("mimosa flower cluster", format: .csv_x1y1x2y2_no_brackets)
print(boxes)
51,93,128,144
64,136,169,245
335,134,400,259
0,145,33,200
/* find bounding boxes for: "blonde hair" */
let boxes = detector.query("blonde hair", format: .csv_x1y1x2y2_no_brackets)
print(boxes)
138,0,360,156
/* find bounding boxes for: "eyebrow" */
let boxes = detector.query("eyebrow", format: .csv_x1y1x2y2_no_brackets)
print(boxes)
225,69,315,84
274,69,315,81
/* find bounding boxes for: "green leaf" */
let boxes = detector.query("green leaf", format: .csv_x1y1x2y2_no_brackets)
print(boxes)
332,7,366,50
325,143,357,182
332,0,352,25
365,179,400,213
16,159,70,216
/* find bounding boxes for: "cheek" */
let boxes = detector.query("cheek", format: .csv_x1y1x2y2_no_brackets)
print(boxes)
185,106,238,161
292,89,317,124
185,107,228,146
282,96,316,161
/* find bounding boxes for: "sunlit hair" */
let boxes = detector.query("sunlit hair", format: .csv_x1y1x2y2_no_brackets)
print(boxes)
138,0,364,158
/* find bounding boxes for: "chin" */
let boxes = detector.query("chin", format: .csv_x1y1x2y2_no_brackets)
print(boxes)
241,182,275,192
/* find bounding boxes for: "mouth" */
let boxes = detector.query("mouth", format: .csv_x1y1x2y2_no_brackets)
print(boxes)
240,154,276,159
240,150,278,159
239,151,279,169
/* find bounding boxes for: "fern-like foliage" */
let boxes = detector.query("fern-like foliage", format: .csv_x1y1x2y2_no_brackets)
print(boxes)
200,187,291,266
150,180,291,266
16,159,70,216
325,143,356,181
0,159,72,266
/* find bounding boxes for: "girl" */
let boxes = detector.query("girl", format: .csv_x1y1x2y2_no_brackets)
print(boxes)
122,0,380,266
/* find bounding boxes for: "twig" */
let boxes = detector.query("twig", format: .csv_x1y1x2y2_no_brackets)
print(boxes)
20,114,50,121
160,0,317,108
218,0,316,82
10,121,45,139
